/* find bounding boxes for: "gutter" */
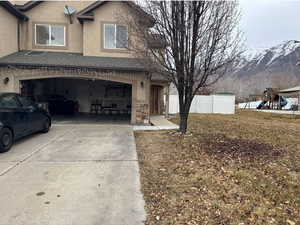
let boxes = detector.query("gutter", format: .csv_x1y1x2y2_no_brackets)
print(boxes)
15,1,43,12
0,1,28,21
17,20,21,51
0,62,148,73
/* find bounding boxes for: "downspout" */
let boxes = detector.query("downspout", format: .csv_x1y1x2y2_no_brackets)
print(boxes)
165,83,170,118
17,20,21,51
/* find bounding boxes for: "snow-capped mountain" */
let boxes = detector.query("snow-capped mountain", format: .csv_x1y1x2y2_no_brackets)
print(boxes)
235,40,300,77
215,40,300,99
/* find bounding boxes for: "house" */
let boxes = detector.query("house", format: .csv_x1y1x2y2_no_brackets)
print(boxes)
0,1,169,124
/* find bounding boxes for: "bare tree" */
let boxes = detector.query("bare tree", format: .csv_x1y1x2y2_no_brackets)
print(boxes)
121,1,242,133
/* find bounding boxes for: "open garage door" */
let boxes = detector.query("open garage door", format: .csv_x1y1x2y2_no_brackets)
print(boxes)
20,78,132,124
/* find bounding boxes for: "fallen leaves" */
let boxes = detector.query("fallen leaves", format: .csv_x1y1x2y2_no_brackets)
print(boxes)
198,133,283,162
287,219,296,225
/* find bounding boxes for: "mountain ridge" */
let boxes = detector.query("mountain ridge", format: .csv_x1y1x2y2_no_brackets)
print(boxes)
235,40,300,77
215,40,300,99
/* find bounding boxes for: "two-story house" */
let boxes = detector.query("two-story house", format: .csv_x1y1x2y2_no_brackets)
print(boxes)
0,1,169,124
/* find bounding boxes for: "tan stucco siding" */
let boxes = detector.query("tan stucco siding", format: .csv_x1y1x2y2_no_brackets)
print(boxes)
0,6,18,57
22,1,92,53
18,1,144,58
83,1,135,58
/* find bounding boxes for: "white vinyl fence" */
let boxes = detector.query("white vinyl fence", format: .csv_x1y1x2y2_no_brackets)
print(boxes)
168,95,235,114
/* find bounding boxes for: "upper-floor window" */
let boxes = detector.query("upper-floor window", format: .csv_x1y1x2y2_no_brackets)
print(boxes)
104,24,128,49
35,24,66,47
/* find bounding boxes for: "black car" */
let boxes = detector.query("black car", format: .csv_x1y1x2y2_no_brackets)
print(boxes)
0,93,51,153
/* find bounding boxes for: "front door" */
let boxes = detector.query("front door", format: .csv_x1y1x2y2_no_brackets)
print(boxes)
150,85,162,115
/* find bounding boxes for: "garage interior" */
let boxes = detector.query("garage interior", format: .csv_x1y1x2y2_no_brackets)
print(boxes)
20,78,132,124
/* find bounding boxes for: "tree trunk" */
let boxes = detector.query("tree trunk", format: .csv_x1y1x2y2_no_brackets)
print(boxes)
179,111,189,133
178,89,193,134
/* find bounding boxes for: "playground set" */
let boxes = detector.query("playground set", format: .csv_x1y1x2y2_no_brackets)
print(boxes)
256,88,288,110
243,88,288,110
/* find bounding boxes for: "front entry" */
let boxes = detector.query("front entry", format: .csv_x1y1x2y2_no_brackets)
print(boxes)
150,85,163,115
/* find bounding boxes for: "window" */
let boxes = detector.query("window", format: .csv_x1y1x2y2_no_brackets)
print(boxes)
104,24,128,49
0,95,20,109
35,24,65,46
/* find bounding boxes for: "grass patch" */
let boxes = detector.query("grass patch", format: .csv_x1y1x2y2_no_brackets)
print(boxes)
135,110,300,225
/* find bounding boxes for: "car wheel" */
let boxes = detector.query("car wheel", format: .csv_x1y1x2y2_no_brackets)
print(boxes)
41,118,50,133
0,128,13,153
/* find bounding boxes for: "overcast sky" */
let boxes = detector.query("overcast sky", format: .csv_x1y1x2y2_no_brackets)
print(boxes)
239,0,300,50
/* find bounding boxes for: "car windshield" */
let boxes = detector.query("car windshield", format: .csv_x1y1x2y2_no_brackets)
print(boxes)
0,95,20,108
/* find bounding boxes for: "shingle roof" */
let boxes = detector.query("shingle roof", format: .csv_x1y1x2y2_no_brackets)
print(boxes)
15,1,43,12
0,1,28,21
77,1,155,26
0,51,147,72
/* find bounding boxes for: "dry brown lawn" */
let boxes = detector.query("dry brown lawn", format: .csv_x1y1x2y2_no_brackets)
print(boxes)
134,110,300,225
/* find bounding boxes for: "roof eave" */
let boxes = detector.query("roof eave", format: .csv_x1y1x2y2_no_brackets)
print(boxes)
76,1,106,16
125,1,155,27
76,1,155,27
279,86,300,93
77,15,95,22
0,1,28,21
279,91,300,94
16,1,43,12
0,62,148,73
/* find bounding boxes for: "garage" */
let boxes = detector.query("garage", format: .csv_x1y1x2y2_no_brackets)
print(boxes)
0,51,169,124
20,78,132,123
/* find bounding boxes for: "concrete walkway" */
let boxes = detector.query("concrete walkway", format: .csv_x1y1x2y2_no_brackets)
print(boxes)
134,115,179,131
0,124,145,225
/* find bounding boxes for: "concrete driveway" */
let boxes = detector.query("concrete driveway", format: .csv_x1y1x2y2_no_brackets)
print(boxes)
0,124,145,225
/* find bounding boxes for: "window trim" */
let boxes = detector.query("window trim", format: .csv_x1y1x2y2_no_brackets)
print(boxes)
103,23,128,50
32,22,68,50
100,21,129,53
35,24,66,47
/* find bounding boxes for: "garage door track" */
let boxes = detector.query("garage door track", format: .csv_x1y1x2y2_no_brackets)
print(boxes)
0,124,145,225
